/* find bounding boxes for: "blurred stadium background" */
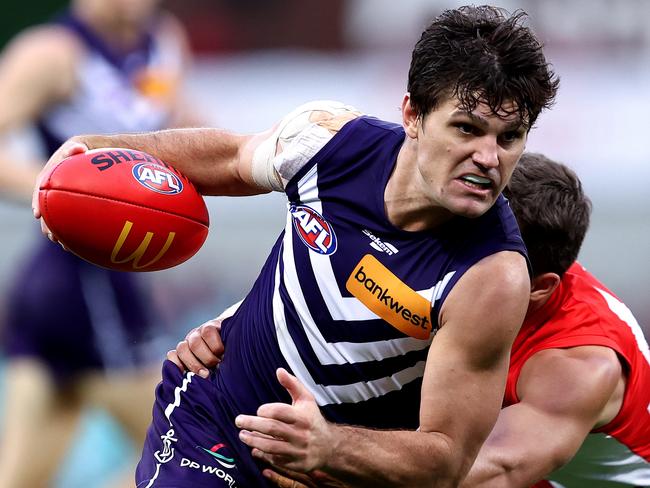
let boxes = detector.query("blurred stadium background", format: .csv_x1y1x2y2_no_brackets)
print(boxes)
0,0,648,486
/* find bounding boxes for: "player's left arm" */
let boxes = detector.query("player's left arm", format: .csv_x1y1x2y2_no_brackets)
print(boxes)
236,250,530,487
459,345,624,488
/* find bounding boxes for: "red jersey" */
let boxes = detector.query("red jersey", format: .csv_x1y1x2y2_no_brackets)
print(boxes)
505,262,650,487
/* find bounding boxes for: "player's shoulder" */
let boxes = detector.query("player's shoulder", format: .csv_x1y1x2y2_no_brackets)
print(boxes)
4,24,81,68
561,265,624,319
521,345,622,416
442,251,530,327
155,10,191,45
279,100,364,138
472,250,530,291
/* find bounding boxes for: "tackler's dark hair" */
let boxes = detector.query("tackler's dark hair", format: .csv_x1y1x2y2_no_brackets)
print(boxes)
504,153,592,277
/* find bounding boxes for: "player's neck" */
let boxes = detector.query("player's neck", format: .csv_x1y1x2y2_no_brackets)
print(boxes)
384,143,454,232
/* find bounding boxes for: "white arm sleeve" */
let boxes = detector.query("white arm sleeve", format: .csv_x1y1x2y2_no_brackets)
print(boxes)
251,100,361,191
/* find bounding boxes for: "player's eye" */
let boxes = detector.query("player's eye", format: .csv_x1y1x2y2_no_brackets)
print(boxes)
500,130,524,144
456,123,478,135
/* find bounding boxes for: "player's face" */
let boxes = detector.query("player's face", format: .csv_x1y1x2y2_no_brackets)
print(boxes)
404,94,527,219
93,0,162,26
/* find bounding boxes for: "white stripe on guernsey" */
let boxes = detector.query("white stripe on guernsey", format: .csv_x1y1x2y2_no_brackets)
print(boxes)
139,464,161,488
595,287,650,415
140,371,195,488
282,212,430,364
273,261,427,405
596,288,650,366
433,271,455,300
295,166,447,320
164,372,195,424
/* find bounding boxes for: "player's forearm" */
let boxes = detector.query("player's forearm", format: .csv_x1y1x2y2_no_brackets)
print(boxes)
70,128,258,196
322,424,461,487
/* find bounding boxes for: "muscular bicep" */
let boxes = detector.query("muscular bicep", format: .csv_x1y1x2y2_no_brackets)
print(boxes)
513,347,622,463
462,346,623,487
418,251,530,478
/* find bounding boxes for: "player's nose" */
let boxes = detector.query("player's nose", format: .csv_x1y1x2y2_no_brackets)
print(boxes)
472,135,499,170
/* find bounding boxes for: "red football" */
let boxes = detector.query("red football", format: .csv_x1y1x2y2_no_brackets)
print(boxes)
39,148,209,272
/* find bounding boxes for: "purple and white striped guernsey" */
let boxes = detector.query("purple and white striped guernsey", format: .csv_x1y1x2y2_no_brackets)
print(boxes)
137,116,528,487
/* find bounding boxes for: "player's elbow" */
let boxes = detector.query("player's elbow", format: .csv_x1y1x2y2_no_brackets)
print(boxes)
470,450,569,488
404,433,468,488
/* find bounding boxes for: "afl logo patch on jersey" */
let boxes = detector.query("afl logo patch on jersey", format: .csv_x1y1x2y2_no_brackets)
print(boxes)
132,163,183,195
290,205,337,255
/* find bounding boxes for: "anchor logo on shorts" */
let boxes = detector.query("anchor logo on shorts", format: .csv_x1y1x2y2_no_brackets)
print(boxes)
154,428,177,464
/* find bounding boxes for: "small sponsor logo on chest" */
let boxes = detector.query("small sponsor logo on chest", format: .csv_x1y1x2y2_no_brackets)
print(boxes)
362,229,399,255
346,254,432,339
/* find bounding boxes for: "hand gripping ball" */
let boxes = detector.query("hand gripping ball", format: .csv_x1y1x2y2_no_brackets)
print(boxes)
38,148,209,272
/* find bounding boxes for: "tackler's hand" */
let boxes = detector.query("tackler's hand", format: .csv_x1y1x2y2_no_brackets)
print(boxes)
236,368,335,473
167,317,225,378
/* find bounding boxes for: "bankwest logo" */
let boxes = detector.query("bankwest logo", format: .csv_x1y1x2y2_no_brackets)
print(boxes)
346,254,432,340
111,220,175,270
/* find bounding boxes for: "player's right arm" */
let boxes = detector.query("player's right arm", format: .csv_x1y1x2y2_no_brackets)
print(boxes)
0,26,78,203
459,345,624,488
32,101,360,216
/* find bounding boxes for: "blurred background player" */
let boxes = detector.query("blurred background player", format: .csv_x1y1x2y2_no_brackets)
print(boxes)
0,0,196,486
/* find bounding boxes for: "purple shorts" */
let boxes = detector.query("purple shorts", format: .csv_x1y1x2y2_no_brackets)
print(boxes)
136,360,272,488
2,239,157,381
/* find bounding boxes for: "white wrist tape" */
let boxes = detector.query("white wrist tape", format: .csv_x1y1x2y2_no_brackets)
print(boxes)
251,100,360,191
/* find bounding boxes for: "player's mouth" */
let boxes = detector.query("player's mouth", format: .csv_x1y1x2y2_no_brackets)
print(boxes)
458,174,494,191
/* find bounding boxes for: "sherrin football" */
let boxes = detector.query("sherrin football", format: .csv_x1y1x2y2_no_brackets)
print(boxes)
39,148,209,272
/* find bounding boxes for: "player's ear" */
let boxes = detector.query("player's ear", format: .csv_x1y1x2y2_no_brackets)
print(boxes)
529,272,561,308
401,93,420,139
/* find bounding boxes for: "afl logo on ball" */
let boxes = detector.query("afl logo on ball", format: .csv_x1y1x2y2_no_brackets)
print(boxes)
132,163,183,195
290,205,337,255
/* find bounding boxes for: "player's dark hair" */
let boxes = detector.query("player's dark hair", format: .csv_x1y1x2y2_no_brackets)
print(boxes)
503,153,592,277
407,5,559,128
